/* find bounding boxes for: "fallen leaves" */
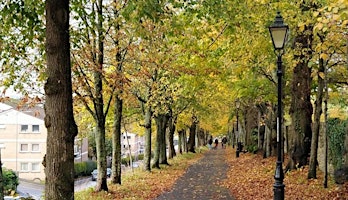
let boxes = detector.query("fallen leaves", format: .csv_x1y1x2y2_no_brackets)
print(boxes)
76,147,347,200
221,148,348,200
75,151,206,200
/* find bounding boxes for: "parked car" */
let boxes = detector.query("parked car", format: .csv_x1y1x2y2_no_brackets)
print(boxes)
91,168,111,181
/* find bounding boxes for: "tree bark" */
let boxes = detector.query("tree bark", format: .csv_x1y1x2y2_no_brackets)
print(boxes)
159,114,169,164
287,25,313,171
178,129,184,154
44,0,78,199
111,21,123,184
111,94,122,184
197,128,205,147
143,103,152,171
94,0,108,191
168,116,177,159
308,58,324,179
187,115,198,153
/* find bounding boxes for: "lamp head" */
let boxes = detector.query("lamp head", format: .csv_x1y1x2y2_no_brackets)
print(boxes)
269,11,289,50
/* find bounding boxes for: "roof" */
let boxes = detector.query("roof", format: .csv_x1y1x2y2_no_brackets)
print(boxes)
0,98,45,120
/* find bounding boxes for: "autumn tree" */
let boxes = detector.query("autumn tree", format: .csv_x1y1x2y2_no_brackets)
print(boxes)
308,0,348,179
44,0,78,199
70,0,110,191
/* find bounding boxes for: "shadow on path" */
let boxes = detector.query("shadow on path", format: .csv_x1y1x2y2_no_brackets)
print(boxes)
155,147,235,200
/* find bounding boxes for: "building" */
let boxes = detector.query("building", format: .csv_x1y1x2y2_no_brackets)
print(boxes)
74,137,89,163
121,132,144,159
0,102,46,181
0,101,88,181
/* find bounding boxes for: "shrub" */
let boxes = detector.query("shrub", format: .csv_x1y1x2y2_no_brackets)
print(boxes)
2,168,18,195
74,161,97,178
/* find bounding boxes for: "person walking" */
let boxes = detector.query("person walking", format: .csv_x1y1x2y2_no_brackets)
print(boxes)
208,137,213,149
221,136,227,149
214,138,219,149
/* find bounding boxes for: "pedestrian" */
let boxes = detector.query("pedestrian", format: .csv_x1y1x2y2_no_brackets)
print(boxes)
208,137,213,149
222,137,227,149
214,138,218,149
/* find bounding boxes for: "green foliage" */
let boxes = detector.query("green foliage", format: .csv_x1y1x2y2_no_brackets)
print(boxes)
246,144,258,154
328,118,347,170
74,161,97,178
2,168,19,195
137,154,144,160
0,0,46,95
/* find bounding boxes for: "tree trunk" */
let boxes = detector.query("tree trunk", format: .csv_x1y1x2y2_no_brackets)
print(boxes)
308,58,324,179
152,114,169,168
44,1,78,199
111,94,122,184
94,0,108,191
159,115,169,165
323,57,329,188
111,20,123,184
178,129,184,154
263,103,276,158
143,103,152,171
168,116,177,159
183,129,188,153
287,25,313,171
187,115,197,153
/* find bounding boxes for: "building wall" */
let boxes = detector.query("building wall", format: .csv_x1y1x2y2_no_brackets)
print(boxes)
0,104,47,181
121,132,144,159
74,137,89,163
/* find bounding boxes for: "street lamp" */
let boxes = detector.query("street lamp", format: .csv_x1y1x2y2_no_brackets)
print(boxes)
269,11,289,200
235,99,240,158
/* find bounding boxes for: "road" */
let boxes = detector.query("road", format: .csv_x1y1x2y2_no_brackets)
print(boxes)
17,177,95,200
16,180,44,200
16,165,139,199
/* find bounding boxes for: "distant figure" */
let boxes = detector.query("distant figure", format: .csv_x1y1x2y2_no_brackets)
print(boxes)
214,138,219,149
222,137,227,149
208,137,213,149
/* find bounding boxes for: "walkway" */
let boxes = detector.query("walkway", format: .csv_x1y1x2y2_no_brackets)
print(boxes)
155,147,235,200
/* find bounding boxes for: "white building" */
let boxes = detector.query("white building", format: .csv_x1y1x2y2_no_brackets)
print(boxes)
121,132,144,159
0,101,88,181
0,102,46,181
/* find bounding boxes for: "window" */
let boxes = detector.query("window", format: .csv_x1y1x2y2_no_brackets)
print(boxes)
32,144,40,152
32,125,40,132
21,125,29,132
20,163,29,171
32,163,40,172
20,144,29,152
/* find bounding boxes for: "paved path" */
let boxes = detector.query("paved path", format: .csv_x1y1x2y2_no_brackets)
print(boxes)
155,147,235,200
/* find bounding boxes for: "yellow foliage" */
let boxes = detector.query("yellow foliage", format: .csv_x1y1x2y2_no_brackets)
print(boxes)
320,53,329,61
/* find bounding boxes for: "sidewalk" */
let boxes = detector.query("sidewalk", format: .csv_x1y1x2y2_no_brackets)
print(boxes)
155,147,235,200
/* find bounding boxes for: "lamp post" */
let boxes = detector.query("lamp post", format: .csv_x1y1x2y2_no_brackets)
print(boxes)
269,11,289,200
235,99,240,158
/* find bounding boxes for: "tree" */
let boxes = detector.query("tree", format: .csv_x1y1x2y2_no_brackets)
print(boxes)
0,1,45,98
286,2,316,171
44,0,78,199
309,0,348,181
70,0,111,191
